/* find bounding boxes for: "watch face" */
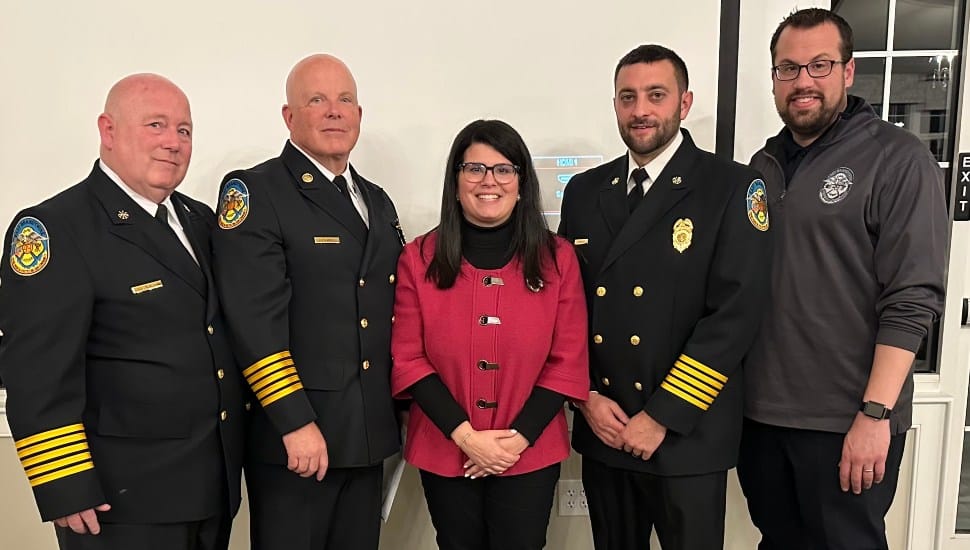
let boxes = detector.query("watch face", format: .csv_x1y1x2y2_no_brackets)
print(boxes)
862,401,888,419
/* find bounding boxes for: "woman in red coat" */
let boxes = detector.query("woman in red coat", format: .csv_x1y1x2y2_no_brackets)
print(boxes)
391,120,590,550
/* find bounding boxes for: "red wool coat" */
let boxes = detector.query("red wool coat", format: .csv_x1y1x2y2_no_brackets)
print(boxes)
391,232,590,477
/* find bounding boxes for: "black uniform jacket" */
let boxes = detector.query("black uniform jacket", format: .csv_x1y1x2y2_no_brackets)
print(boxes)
0,163,245,523
559,130,772,475
211,142,402,468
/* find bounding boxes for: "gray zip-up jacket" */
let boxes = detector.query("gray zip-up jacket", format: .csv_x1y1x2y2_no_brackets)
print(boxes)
745,97,947,435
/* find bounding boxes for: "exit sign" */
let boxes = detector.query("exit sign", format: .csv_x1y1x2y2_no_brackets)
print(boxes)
957,153,970,221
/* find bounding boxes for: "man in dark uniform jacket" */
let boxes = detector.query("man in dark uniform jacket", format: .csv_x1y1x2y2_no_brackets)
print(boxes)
211,54,402,550
0,74,245,550
558,45,773,550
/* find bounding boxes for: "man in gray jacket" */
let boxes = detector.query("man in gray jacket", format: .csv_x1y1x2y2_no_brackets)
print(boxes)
738,8,947,550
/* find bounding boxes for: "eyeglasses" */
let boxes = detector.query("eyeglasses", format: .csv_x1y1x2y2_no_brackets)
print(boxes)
457,162,520,184
772,60,847,81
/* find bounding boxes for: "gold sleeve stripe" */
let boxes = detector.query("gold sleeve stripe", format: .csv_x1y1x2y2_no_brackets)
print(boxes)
243,350,292,378
29,462,96,488
25,452,93,479
660,382,710,410
17,432,87,460
667,369,718,399
251,366,299,393
261,381,305,408
20,442,89,469
15,424,85,451
255,374,303,401
679,354,728,383
664,376,715,404
674,360,725,391
247,359,296,386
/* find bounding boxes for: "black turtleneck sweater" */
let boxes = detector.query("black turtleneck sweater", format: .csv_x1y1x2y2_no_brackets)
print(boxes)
406,218,566,445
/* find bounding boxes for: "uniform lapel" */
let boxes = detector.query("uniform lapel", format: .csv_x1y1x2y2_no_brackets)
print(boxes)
600,130,698,274
87,165,207,297
171,194,217,316
280,142,368,245
354,167,384,276
597,156,630,238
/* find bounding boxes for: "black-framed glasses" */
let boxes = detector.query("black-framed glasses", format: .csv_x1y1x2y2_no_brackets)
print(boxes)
457,162,520,184
772,60,847,81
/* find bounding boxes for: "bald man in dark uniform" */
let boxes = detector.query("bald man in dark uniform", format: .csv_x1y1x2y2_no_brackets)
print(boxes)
0,73,245,550
212,54,404,550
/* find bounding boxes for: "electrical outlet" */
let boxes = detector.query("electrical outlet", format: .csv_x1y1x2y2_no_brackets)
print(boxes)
557,479,589,516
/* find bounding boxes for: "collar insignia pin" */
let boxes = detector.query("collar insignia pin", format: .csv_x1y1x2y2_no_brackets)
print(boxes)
302,173,314,183
117,210,130,220
672,176,682,185
611,177,619,186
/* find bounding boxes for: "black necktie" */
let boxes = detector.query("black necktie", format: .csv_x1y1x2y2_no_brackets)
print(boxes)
156,203,200,266
628,167,648,213
155,204,177,237
333,175,354,205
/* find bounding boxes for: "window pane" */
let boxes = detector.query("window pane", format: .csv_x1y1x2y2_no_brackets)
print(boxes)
915,318,940,374
894,0,960,50
834,0,890,51
851,58,886,118
888,56,958,162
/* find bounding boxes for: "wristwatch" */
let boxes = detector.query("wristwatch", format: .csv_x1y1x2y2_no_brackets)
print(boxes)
860,400,892,420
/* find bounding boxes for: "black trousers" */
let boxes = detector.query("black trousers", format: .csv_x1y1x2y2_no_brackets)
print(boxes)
55,513,230,550
246,462,382,550
420,464,560,550
737,418,906,550
582,457,726,550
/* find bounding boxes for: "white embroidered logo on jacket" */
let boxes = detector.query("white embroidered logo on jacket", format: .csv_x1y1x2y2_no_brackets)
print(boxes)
819,167,855,204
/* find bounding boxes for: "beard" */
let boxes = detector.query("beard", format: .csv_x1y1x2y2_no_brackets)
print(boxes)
618,109,681,159
776,89,842,140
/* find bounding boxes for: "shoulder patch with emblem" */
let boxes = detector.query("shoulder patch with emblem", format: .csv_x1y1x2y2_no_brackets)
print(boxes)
9,216,51,276
218,178,250,230
746,179,769,232
819,167,854,205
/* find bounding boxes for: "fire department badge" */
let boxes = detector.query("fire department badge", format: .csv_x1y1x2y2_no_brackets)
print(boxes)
819,167,854,204
746,179,769,232
672,218,693,253
9,216,50,276
218,179,250,230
